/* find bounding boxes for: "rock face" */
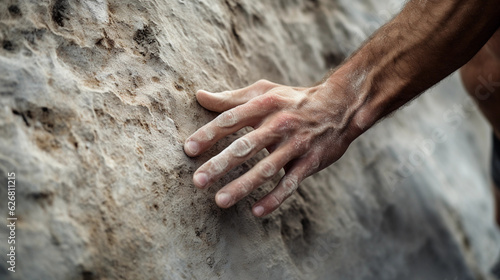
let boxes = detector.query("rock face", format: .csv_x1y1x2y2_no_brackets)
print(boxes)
0,0,499,279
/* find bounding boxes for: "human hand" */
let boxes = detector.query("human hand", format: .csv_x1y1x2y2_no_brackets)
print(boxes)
184,79,362,217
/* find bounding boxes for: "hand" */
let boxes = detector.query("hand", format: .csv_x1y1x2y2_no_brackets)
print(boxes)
184,79,361,217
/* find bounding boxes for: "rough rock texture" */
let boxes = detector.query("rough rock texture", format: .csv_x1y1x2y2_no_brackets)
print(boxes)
0,0,499,279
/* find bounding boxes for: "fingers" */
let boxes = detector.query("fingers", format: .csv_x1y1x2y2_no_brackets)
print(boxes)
192,127,280,189
196,79,278,112
214,141,300,209
252,153,320,217
184,109,248,157
184,93,283,157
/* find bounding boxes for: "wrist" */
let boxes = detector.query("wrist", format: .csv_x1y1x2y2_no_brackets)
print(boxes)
320,58,385,139
322,34,419,138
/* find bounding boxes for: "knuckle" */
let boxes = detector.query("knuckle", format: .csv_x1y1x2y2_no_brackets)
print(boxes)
269,193,282,209
229,137,254,158
255,79,270,87
271,113,298,133
282,177,298,198
215,110,238,128
308,153,321,172
259,161,277,179
234,178,254,198
206,156,229,176
193,126,216,142
266,93,283,104
214,91,230,103
253,93,283,109
261,127,281,142
293,136,311,154
255,79,277,89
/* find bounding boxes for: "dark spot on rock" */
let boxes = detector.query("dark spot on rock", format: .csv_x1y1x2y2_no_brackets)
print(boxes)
131,75,144,88
12,109,30,126
280,222,291,238
52,0,69,27
134,25,157,45
301,217,311,237
106,38,115,48
29,192,52,200
67,132,79,149
206,256,214,267
299,208,313,241
0,77,18,96
152,76,160,83
15,104,71,136
2,40,15,52
96,34,115,50
174,76,194,92
27,191,54,206
81,270,95,280
96,38,104,47
153,204,159,210
262,218,270,228
8,5,22,17
21,28,46,45
381,205,401,233
149,99,167,115
306,0,321,9
94,109,116,126
231,23,242,45
297,188,309,202
105,227,115,245
174,83,184,91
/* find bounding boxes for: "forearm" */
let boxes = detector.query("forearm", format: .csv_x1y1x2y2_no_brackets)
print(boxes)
326,0,500,135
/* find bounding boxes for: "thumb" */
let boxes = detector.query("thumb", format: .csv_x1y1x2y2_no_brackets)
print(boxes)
196,79,278,112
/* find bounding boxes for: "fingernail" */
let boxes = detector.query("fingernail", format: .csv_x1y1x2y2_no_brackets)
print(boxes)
185,141,199,155
216,192,231,207
194,172,208,188
253,206,264,217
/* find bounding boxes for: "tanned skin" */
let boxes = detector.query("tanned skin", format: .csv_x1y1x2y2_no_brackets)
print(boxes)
184,0,500,217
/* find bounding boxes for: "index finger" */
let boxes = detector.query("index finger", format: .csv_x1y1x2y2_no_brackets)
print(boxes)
196,79,279,112
184,95,280,157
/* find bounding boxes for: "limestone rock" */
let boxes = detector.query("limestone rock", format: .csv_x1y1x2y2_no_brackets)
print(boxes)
0,0,498,279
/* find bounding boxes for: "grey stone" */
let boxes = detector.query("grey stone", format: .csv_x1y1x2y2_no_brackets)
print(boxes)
0,0,498,279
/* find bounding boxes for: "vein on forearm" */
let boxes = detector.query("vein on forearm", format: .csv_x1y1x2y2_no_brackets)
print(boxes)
330,0,500,134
